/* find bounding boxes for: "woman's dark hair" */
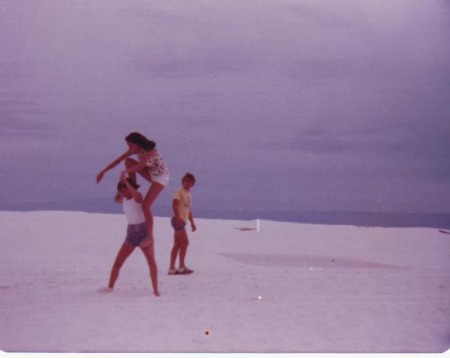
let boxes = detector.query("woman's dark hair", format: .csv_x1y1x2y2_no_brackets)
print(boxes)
117,177,140,191
125,132,156,151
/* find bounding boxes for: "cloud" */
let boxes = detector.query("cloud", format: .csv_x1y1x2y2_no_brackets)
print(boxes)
0,90,49,146
132,57,253,80
1,0,449,214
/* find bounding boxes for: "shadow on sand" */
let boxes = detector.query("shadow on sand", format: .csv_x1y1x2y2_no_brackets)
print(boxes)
219,253,402,269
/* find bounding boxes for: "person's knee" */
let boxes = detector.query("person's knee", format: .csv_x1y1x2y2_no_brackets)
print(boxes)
125,158,137,168
144,183,165,207
142,246,156,260
180,237,189,248
143,198,153,212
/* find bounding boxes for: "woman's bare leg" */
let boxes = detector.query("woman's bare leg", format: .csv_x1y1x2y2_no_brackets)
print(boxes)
109,243,135,289
177,230,189,269
125,158,152,182
141,244,160,296
169,235,181,271
143,182,165,238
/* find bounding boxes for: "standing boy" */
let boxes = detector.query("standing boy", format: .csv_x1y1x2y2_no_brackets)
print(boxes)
168,172,197,275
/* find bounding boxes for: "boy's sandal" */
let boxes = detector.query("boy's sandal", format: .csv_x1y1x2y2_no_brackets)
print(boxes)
177,267,194,275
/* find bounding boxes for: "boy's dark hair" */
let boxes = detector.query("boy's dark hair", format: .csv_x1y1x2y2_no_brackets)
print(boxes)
182,172,196,184
125,132,156,151
117,177,140,191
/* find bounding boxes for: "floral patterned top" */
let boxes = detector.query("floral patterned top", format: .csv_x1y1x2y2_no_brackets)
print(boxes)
138,150,169,177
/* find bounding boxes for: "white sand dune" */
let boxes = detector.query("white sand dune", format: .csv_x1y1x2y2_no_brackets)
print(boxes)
0,211,449,354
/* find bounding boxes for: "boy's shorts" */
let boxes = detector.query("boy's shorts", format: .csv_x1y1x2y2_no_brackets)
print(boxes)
171,217,186,232
125,223,150,247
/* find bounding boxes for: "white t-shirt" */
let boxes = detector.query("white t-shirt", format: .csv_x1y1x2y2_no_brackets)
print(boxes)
173,188,191,223
122,198,145,225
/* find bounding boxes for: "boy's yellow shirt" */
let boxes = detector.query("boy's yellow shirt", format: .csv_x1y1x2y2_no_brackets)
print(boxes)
173,187,191,222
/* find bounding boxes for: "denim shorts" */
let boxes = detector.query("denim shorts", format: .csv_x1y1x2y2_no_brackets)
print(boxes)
171,217,186,232
125,223,147,247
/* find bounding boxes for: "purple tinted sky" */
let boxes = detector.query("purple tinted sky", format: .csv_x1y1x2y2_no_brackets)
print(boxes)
1,0,449,215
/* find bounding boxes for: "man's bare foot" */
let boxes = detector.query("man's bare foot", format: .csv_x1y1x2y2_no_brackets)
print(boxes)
98,287,113,293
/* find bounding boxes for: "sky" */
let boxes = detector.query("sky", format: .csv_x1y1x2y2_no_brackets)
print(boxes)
1,0,449,218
